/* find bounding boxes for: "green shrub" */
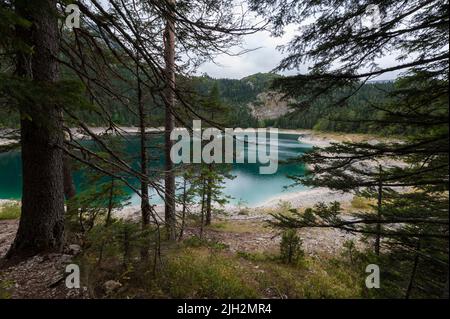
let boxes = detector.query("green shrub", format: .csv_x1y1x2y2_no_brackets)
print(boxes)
0,202,20,220
351,196,373,210
280,229,303,264
85,219,151,267
158,248,259,298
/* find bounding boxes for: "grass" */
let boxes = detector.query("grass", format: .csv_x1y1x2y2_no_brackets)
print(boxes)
80,234,364,299
73,213,365,299
182,236,229,250
253,257,363,298
155,247,260,298
350,196,374,210
236,250,362,298
207,220,270,234
0,278,13,299
161,241,364,298
0,202,20,220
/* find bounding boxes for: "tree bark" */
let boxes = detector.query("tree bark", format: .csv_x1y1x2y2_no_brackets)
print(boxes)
199,179,206,239
205,165,213,226
137,60,151,228
106,177,115,227
7,0,65,259
178,177,187,240
163,0,177,240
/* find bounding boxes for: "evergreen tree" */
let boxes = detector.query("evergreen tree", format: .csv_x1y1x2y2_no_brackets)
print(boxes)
252,0,449,298
199,84,233,226
5,0,66,259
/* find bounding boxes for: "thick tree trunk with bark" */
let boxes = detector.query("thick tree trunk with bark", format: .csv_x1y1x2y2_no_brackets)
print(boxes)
163,0,177,240
7,0,65,259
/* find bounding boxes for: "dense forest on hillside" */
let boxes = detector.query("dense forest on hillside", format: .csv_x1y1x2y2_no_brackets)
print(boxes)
268,81,396,134
0,70,395,134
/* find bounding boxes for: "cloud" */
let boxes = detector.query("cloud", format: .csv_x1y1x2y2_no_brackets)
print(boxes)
197,27,402,80
197,27,298,79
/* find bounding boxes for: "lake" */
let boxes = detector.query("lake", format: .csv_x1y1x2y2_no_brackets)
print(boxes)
0,133,312,206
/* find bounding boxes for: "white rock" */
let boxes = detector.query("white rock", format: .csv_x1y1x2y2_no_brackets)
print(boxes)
104,280,122,294
68,244,82,255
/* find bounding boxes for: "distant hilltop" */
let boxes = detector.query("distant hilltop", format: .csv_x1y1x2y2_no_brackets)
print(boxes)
193,72,290,120
192,72,396,122
367,79,395,84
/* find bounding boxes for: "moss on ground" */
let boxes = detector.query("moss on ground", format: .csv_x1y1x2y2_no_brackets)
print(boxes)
0,202,20,220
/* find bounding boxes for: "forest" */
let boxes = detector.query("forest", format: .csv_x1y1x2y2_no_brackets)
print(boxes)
0,0,448,302
0,70,396,133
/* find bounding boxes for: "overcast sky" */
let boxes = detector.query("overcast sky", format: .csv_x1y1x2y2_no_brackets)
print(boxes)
197,27,402,81
197,26,300,79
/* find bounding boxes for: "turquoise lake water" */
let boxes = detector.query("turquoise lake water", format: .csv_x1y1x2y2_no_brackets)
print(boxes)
0,133,312,206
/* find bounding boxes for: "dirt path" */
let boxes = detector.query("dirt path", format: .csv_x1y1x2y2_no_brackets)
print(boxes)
0,220,86,299
0,220,17,257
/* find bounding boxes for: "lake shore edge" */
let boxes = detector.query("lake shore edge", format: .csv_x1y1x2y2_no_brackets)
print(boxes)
2,126,390,148
1,126,383,217
0,126,390,218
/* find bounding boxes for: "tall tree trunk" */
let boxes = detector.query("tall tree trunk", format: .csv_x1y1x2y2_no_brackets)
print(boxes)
205,165,213,226
375,166,383,256
199,179,206,239
7,0,65,259
137,60,150,227
178,177,187,240
106,177,115,227
137,59,151,259
163,0,177,240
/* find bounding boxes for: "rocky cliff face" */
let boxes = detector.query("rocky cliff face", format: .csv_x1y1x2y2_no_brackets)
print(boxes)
248,91,294,120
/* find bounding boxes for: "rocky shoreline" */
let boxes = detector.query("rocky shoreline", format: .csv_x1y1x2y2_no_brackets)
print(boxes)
2,126,358,147
1,127,381,218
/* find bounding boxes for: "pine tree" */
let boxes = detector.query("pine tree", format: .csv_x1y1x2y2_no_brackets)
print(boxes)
199,84,233,226
6,0,65,259
163,0,177,241
252,0,449,298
